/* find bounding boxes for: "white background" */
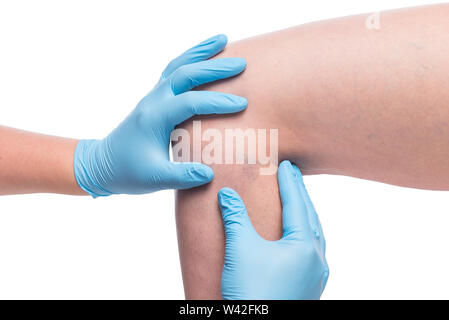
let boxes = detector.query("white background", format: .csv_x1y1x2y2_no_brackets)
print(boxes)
0,0,448,299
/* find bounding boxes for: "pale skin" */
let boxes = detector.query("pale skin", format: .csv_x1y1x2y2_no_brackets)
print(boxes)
0,126,85,195
175,4,449,299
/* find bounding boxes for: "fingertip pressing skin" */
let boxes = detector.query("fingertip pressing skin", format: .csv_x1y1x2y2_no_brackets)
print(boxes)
169,58,247,95
167,162,215,189
161,34,229,79
217,187,247,220
171,91,248,124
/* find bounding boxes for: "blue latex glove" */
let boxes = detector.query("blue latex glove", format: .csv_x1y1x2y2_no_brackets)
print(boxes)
218,160,329,300
74,35,247,197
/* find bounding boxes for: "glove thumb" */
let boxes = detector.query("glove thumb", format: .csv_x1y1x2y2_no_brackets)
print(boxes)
164,162,214,190
218,187,256,240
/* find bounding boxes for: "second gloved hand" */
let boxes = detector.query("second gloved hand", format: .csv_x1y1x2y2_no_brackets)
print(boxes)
218,161,329,300
74,35,247,197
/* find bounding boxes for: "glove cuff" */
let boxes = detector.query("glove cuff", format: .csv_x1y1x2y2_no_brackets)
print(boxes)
73,139,114,198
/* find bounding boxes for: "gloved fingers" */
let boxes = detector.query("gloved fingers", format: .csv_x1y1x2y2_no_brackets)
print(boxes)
292,164,327,256
169,91,247,125
163,162,214,189
218,187,257,238
161,34,228,80
168,57,246,95
277,160,313,240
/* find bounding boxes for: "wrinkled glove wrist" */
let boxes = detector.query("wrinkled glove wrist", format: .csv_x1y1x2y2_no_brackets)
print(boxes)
74,139,114,198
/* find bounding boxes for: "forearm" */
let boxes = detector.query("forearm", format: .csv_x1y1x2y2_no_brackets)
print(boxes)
0,126,86,195
176,4,449,299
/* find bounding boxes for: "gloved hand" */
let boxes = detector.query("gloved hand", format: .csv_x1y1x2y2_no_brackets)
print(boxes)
218,160,329,300
74,35,247,197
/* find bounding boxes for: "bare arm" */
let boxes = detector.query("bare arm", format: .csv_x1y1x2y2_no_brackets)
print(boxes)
176,4,449,299
0,126,85,195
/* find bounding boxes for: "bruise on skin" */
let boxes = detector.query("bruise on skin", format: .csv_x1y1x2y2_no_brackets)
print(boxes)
241,160,260,182
409,41,424,51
